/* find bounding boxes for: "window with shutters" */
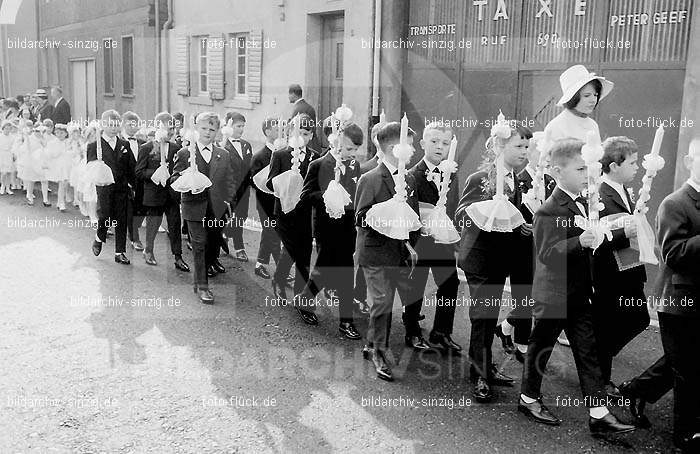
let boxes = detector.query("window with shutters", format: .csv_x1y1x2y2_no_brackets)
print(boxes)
103,39,113,95
225,32,248,98
122,36,134,95
196,36,208,94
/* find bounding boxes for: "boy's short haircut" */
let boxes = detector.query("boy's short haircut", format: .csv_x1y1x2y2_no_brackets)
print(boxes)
371,122,383,143
342,123,364,147
288,84,302,97
514,124,533,140
423,121,453,139
377,122,415,151
101,109,121,125
225,111,246,124
601,136,638,173
195,112,221,128
122,111,140,123
549,138,584,168
261,116,278,134
296,113,314,132
154,111,174,128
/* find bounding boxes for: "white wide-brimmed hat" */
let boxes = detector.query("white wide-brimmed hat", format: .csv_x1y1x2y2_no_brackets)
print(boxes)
557,65,614,106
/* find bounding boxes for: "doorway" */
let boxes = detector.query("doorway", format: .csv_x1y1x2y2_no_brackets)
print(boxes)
319,14,344,122
70,59,96,123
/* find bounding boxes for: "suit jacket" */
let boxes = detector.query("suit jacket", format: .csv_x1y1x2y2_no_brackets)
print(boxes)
517,169,557,224
171,144,235,221
250,144,276,218
86,136,135,193
654,182,700,315
531,187,593,306
593,181,646,296
290,99,320,152
36,102,54,122
50,98,71,125
360,155,380,174
135,140,181,207
301,152,361,238
124,137,146,210
355,162,420,267
223,137,253,216
266,145,319,217
455,169,522,276
409,159,459,262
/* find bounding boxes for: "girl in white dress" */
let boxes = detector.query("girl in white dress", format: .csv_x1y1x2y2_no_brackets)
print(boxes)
45,123,71,211
0,120,16,194
17,123,48,205
67,123,83,209
79,125,98,224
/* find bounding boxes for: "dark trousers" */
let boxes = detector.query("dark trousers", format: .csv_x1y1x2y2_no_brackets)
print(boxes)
363,265,414,352
96,187,128,254
274,208,312,295
186,212,223,290
521,300,607,405
144,200,183,257
300,215,356,322
256,205,280,265
354,264,367,303
230,210,245,251
508,238,535,345
592,284,650,382
127,197,144,243
659,312,700,445
405,258,459,336
465,271,508,380
627,355,672,404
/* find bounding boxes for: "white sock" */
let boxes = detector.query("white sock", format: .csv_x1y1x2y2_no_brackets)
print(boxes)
516,343,528,353
520,394,537,404
501,320,514,336
589,406,609,419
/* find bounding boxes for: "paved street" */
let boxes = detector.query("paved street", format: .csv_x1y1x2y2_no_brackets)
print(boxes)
0,192,677,453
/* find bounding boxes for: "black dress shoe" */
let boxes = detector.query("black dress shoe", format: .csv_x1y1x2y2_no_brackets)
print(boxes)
495,323,515,354
212,260,226,274
294,306,319,325
271,279,287,302
618,380,651,428
589,413,636,435
235,250,248,262
371,349,393,382
362,344,373,361
472,377,492,403
339,322,361,340
144,252,157,266
428,331,462,354
207,266,218,277
354,298,370,315
114,253,130,265
606,381,622,399
174,256,190,272
131,240,144,251
92,240,102,256
198,289,214,304
518,397,561,425
405,335,434,352
43,201,51,207
254,264,270,279
490,366,515,387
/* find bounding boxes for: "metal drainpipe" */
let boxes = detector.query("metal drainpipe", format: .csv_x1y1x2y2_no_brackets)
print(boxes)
162,0,174,111
371,0,382,117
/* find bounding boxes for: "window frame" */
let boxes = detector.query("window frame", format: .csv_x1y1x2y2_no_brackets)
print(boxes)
121,35,135,96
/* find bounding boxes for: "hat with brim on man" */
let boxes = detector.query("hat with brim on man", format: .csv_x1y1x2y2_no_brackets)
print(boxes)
557,65,614,106
35,88,48,99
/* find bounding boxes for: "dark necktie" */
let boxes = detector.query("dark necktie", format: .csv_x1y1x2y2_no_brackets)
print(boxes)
575,196,589,215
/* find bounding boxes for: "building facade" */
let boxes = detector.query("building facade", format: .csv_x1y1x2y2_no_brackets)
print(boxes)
166,0,375,149
1,0,39,98
38,0,167,124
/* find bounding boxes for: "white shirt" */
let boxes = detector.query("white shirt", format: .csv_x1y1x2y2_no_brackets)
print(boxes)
295,146,307,163
544,109,601,143
423,158,441,186
228,137,243,159
686,178,700,193
560,186,586,216
602,174,631,212
265,142,275,152
123,134,139,161
499,163,515,191
197,142,212,163
101,133,117,151
54,97,64,108
524,165,536,180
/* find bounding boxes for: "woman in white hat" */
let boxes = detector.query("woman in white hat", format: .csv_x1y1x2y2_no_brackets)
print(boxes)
544,64,614,143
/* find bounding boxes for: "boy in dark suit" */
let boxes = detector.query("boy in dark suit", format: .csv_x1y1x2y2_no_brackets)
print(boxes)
223,111,253,262
405,121,460,354
134,112,189,271
267,114,319,311
171,112,235,304
455,125,529,402
122,111,146,251
592,137,649,396
295,121,364,338
89,110,136,265
355,122,420,382
250,117,281,279
499,128,556,361
517,138,635,435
